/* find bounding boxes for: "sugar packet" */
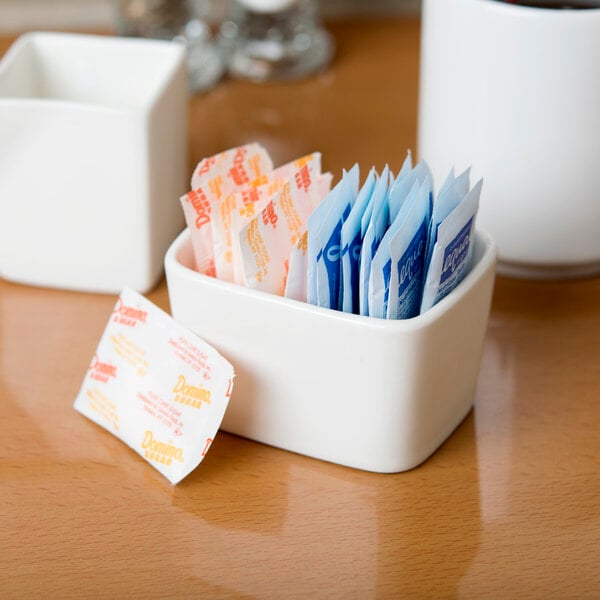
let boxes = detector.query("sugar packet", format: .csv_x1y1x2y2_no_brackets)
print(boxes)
368,177,431,319
385,179,431,319
423,167,471,272
238,161,328,295
190,142,273,196
367,158,432,318
73,288,235,484
281,171,333,302
420,179,482,313
358,165,391,316
307,165,359,309
339,169,377,313
212,178,287,283
228,154,327,287
180,143,273,276
229,177,288,287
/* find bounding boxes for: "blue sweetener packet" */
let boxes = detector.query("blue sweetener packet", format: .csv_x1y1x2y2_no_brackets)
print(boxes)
368,177,418,319
420,179,482,313
339,169,377,314
307,165,359,309
386,179,431,319
367,161,431,320
423,167,471,271
358,165,391,316
368,174,431,320
368,158,432,319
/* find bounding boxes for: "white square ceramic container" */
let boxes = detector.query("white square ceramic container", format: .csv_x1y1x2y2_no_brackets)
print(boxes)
0,32,188,293
165,229,497,473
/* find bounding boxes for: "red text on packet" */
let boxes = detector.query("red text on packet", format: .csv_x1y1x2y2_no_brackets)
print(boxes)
112,298,148,328
228,147,250,186
294,165,312,192
89,354,117,383
195,156,216,178
229,164,249,186
262,203,278,228
242,186,260,206
186,188,211,228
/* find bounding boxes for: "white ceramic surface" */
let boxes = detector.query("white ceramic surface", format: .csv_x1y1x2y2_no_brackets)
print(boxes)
418,0,600,279
165,228,497,473
0,32,187,293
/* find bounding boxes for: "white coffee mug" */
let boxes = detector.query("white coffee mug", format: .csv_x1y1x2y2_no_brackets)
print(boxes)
418,0,600,279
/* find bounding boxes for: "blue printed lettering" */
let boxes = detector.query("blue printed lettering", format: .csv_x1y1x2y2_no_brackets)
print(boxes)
397,223,427,298
322,219,344,309
440,218,473,286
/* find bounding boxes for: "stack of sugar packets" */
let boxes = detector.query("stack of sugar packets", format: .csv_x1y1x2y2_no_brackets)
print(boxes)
180,143,332,297
180,144,482,319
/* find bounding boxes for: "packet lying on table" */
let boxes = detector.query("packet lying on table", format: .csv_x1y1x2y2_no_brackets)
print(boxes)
73,288,235,484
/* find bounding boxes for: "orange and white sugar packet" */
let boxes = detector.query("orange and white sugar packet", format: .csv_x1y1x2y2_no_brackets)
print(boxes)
180,143,273,276
73,288,235,484
190,142,272,192
280,170,331,302
278,168,331,299
238,162,330,295
212,179,282,283
212,153,323,283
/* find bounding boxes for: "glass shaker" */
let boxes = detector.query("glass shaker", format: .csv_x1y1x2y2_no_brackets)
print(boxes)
219,0,334,82
114,0,225,92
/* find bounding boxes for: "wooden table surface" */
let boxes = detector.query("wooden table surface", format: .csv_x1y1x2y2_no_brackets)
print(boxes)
1,19,599,600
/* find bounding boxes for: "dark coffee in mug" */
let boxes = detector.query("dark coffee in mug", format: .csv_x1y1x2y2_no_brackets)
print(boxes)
497,0,600,8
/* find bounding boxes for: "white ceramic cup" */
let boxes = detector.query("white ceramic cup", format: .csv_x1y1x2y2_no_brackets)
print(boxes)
0,32,188,293
418,0,600,279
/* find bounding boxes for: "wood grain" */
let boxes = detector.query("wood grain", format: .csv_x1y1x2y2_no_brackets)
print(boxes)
1,20,599,600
